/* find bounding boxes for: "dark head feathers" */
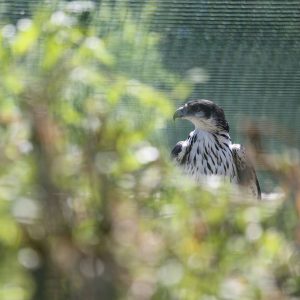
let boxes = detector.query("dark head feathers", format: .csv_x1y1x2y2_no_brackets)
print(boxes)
175,99,230,132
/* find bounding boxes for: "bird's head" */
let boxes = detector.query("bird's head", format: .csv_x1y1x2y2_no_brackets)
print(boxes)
173,99,229,132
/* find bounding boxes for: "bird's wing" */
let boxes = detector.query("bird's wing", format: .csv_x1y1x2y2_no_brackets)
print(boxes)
171,141,189,164
232,144,261,199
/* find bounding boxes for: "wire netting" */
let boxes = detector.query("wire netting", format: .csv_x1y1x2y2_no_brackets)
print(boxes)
1,0,300,167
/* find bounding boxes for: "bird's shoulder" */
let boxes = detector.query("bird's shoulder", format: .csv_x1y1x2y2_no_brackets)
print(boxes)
171,132,194,164
171,140,189,164
171,141,184,159
231,143,261,199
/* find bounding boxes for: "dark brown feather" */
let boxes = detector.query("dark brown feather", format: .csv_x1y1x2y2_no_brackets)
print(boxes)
232,144,261,199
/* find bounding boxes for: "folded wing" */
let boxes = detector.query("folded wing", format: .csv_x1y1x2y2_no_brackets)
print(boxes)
232,144,261,199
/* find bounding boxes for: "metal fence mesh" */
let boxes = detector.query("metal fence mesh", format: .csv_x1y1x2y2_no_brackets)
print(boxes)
1,0,300,150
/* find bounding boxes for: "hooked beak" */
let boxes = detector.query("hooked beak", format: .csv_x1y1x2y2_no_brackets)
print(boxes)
173,106,187,121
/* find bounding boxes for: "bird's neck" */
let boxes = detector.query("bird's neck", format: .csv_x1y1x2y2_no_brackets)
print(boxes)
193,128,231,143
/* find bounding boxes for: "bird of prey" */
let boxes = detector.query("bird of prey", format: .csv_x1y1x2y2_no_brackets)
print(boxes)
171,99,261,199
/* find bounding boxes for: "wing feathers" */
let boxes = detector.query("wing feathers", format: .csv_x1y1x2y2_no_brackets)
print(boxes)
232,144,261,199
171,142,183,159
171,141,189,165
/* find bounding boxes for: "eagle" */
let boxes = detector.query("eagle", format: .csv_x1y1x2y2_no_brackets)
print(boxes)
171,99,261,199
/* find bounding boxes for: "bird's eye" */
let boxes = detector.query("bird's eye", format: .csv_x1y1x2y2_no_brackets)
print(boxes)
195,110,205,118
191,104,210,118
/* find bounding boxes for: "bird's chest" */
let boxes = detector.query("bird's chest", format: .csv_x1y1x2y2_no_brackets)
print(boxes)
182,133,238,183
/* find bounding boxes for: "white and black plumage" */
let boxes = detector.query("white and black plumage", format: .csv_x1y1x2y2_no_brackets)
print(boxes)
171,99,261,199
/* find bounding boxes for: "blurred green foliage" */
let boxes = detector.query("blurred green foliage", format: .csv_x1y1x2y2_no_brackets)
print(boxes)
0,2,300,300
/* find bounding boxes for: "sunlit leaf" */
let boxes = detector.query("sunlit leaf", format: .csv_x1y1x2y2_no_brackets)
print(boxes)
12,20,39,55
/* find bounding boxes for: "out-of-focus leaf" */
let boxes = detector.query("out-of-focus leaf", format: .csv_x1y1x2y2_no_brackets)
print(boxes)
12,20,39,55
0,215,20,246
80,36,114,66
